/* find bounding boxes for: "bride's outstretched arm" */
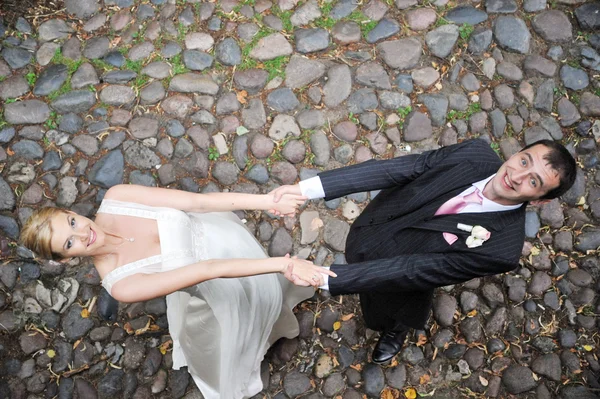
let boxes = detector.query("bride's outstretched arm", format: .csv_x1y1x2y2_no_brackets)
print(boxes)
109,257,336,302
104,184,305,215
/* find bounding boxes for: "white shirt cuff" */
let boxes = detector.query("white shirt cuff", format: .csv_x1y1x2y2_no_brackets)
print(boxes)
299,176,325,200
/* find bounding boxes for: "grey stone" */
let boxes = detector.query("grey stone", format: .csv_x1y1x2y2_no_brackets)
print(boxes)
65,0,99,18
533,10,573,42
494,16,531,54
363,364,385,397
0,47,31,70
377,38,422,70
249,33,293,60
534,79,555,113
323,64,352,107
4,100,50,124
446,6,488,25
51,90,97,114
169,73,219,94
560,65,589,90
0,76,29,100
404,112,432,142
419,93,448,127
426,24,459,58
575,2,600,31
285,55,326,89
295,28,330,53
183,50,213,71
469,29,493,54
267,88,299,112
502,365,537,394
366,18,400,44
39,19,73,42
71,63,99,89
487,0,518,13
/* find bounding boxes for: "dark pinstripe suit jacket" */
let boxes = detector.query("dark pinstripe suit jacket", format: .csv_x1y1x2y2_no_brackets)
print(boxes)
319,139,527,296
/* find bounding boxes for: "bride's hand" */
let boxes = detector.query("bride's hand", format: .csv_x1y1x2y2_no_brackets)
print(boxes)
267,193,307,216
279,255,337,287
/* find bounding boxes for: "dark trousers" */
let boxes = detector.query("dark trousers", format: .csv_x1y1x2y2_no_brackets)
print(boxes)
345,251,434,333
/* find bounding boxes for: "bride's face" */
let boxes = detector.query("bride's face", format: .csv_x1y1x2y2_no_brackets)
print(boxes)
49,212,105,259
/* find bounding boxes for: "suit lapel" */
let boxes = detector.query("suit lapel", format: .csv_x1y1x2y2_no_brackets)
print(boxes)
415,206,526,236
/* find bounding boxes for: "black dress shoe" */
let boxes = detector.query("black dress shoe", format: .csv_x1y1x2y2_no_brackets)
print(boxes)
372,330,408,364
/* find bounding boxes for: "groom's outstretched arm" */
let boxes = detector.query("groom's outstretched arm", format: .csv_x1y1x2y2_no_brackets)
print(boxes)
328,249,518,296
318,139,485,200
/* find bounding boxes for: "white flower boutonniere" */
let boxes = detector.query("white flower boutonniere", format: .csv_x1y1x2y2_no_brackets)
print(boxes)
457,223,491,248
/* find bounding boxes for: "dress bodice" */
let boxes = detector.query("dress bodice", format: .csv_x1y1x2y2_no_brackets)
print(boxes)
98,199,200,295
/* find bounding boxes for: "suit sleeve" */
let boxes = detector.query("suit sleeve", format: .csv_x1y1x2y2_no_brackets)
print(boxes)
328,250,517,296
318,140,482,200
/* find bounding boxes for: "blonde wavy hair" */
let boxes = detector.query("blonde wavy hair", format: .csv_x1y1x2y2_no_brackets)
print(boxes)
20,207,68,261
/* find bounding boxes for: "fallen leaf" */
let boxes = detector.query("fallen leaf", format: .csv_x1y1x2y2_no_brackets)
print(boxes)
350,364,362,372
405,387,417,399
311,217,324,230
332,356,340,367
416,333,427,347
530,246,540,256
341,313,354,321
80,308,90,318
419,374,431,385
583,345,594,351
159,340,172,355
467,309,478,317
6,148,14,156
236,90,248,104
381,387,400,399
479,375,489,386
236,126,249,136
46,349,56,358
333,321,341,331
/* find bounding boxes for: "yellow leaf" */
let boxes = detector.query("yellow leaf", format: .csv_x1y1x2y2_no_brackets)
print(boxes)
350,364,362,372
405,387,417,399
236,90,248,104
333,321,341,331
46,349,56,358
467,309,478,317
479,376,489,386
341,313,354,321
530,246,540,256
381,387,400,399
419,374,431,384
311,217,324,230
159,340,172,355
583,345,594,351
6,148,14,156
577,196,586,206
80,309,90,318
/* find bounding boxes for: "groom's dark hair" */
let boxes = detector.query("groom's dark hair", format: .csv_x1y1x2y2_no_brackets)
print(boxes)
520,140,576,200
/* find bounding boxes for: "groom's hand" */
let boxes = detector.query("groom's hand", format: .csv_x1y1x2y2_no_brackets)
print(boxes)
270,184,302,203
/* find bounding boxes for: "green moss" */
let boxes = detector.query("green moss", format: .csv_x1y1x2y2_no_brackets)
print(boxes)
263,56,289,80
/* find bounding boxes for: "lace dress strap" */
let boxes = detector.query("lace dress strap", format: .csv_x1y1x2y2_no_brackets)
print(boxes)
98,199,159,219
101,255,164,296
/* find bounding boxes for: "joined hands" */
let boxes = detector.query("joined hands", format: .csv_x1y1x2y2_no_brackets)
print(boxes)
268,185,303,216
279,254,336,287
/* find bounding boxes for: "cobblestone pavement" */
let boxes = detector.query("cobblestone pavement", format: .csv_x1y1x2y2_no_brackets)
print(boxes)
0,0,600,398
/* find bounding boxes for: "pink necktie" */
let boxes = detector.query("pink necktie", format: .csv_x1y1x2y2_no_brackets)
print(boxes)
435,188,483,216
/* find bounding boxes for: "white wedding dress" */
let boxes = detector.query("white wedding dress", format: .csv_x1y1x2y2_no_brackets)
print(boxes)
98,199,313,399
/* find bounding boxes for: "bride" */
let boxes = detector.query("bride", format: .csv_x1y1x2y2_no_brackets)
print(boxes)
20,184,335,399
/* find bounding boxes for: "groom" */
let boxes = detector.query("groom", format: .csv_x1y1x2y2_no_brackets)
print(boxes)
273,139,576,363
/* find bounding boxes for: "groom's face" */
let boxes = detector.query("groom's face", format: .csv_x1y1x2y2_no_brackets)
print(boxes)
484,145,561,205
